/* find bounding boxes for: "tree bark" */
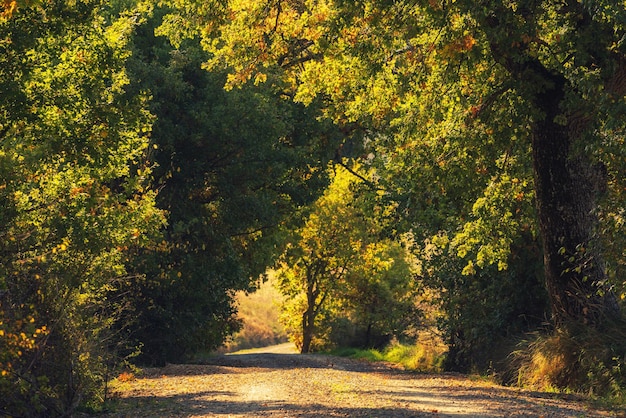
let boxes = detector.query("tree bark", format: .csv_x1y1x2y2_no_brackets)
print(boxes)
301,308,314,354
530,69,620,327
301,274,317,354
475,1,622,327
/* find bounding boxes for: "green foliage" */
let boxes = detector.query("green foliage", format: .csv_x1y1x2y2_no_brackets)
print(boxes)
188,0,626,385
122,7,339,364
423,232,548,372
0,0,163,414
277,163,421,353
1,0,625,411
331,238,421,348
451,174,536,274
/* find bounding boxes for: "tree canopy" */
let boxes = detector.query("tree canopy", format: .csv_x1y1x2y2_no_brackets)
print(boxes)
168,0,626,324
277,163,420,353
162,0,626,379
2,0,626,414
122,8,341,364
0,0,163,413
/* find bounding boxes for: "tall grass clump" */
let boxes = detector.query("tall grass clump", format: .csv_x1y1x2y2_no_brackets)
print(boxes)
512,320,626,401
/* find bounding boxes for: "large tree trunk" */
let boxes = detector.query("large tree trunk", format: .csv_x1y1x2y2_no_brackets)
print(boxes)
478,5,622,326
531,71,620,326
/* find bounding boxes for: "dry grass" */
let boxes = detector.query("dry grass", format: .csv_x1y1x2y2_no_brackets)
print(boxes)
512,323,626,405
221,274,288,352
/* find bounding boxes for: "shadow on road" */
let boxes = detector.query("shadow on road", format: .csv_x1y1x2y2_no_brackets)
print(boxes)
101,346,614,418
201,352,385,372
104,390,494,418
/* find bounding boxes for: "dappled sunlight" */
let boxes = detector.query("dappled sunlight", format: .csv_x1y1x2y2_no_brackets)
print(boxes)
103,349,611,417
4,0,626,414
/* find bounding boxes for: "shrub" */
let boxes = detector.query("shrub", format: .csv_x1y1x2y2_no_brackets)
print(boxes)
512,321,626,399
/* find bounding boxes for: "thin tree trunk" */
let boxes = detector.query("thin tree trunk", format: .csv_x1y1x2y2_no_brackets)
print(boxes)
301,308,314,354
301,280,316,354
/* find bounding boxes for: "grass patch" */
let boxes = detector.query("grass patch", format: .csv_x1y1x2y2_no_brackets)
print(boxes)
331,333,446,372
331,347,385,362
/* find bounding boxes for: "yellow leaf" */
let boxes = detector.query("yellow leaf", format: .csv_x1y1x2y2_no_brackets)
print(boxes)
254,72,267,85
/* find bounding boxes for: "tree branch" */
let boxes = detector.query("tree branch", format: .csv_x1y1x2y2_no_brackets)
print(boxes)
335,160,385,192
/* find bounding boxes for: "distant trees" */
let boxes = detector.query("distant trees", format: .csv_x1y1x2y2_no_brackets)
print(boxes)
277,164,420,353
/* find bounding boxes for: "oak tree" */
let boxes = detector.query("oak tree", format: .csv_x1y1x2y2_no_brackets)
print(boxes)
170,0,626,331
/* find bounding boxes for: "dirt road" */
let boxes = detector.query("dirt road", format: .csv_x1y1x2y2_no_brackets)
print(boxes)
103,344,618,417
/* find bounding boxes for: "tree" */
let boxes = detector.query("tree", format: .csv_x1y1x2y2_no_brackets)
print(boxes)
0,0,163,414
159,0,626,381
278,164,361,353
278,163,419,353
197,0,626,328
338,238,421,348
466,0,625,327
122,6,341,364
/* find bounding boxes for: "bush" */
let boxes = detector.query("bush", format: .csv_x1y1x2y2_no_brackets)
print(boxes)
512,320,626,399
434,233,549,373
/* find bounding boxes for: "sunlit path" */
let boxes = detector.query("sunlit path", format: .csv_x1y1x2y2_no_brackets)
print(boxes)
100,345,613,418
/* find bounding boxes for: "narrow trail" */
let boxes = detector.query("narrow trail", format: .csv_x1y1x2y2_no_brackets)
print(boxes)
102,344,618,417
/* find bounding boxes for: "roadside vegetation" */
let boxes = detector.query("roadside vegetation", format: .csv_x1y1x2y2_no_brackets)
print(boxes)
2,0,626,416
331,334,447,374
